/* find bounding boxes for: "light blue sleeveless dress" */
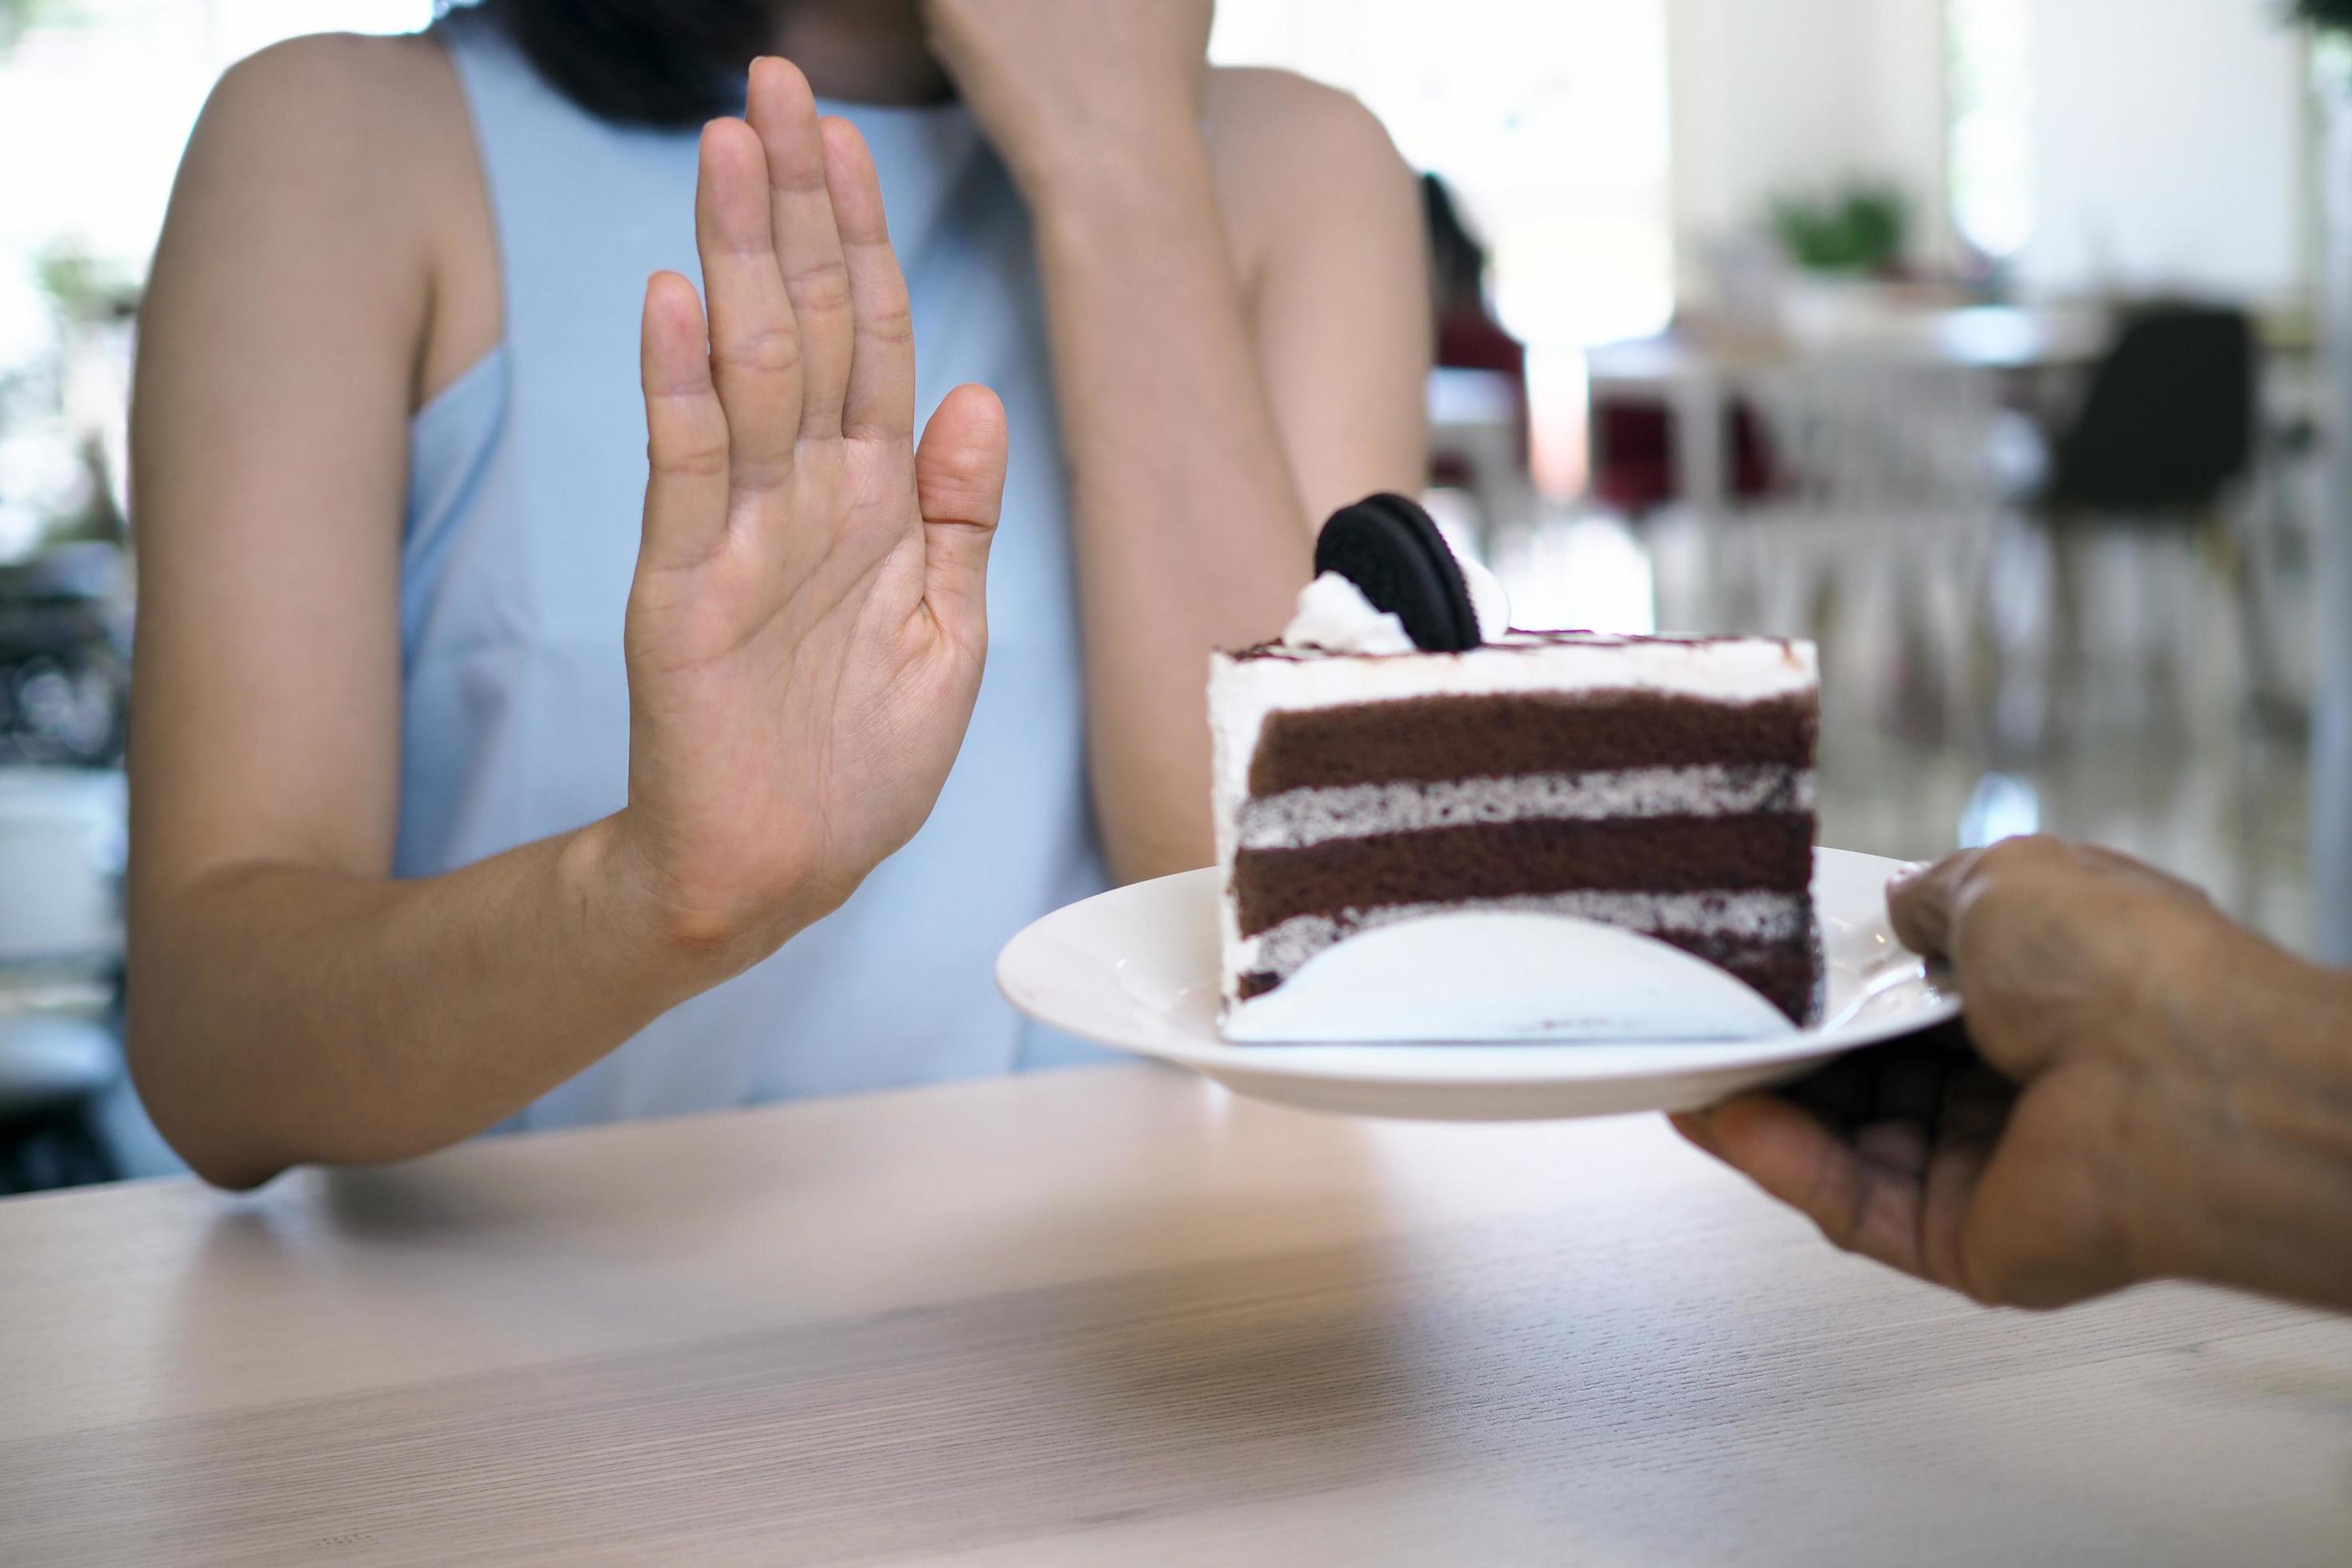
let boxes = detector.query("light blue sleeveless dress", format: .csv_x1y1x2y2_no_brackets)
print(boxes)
402,14,1109,1130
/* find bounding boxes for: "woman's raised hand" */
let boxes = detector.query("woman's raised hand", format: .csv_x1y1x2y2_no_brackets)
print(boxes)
922,0,1214,197
614,58,1008,961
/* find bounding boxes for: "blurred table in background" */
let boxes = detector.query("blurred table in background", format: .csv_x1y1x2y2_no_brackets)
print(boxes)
4,1065,2350,1564
1587,305,2111,516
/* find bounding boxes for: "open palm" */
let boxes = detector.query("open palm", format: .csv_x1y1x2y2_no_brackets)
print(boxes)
618,58,1008,954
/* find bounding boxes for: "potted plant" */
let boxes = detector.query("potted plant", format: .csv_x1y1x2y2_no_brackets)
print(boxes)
0,0,69,50
1764,182,1919,341
1768,185,1913,278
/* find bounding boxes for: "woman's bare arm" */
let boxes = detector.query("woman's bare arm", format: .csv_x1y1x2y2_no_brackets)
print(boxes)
1040,73,1430,882
927,5,1431,882
130,46,1008,1187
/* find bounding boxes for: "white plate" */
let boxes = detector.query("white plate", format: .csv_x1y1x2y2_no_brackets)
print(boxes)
996,848,1958,1122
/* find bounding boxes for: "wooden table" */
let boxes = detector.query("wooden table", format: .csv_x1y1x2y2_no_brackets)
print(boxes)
5,1065,2350,1565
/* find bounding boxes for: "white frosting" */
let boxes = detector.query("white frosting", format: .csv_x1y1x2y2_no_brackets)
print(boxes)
1236,766,1816,853
1280,573,1416,656
1458,554,1513,641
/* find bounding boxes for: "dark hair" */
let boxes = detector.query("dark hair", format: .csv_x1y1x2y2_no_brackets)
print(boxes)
1421,174,1489,317
460,0,773,126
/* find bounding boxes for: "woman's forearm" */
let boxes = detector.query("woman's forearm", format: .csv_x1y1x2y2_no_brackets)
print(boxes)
128,816,742,1189
1025,121,1316,883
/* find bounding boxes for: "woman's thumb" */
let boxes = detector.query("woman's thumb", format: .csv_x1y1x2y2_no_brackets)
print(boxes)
916,384,1010,652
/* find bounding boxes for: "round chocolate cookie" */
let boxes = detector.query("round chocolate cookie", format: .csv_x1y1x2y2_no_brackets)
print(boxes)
1314,493,1482,652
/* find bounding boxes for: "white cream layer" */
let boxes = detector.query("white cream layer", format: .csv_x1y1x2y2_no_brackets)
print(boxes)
1232,889,1811,990
1234,765,1815,853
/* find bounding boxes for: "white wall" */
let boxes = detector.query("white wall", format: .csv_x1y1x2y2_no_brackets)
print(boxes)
1214,0,1678,344
2021,0,2307,299
1669,0,2310,304
1667,0,1949,289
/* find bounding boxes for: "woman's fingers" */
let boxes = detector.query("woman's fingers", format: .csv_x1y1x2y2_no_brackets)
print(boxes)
747,58,854,438
638,271,732,572
914,384,1010,651
695,118,802,492
822,118,918,442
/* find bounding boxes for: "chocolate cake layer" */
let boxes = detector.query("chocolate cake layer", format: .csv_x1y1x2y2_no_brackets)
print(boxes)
1248,690,1819,794
1231,813,1814,938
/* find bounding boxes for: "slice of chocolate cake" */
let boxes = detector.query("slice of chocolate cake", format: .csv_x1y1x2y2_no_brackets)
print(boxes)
1209,497,1822,1038
1211,628,1822,1031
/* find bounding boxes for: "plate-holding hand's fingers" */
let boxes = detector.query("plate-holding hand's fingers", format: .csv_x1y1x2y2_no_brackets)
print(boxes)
821,117,917,442
746,57,853,438
1683,1093,1933,1283
1887,849,1982,963
638,271,731,573
695,117,802,494
1917,1061,2011,1295
914,384,1009,657
1958,1101,2138,1310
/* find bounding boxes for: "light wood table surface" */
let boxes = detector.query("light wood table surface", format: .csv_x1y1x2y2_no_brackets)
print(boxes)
4,1063,2350,1565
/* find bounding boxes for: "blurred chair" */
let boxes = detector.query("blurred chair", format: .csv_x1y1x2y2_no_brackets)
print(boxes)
2033,303,2261,746
1725,361,2006,745
1590,398,1780,518
0,1013,118,1194
2046,306,2254,512
0,542,131,770
0,766,127,1193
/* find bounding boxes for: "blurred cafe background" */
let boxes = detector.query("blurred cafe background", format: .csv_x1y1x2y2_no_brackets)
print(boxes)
1,0,2346,1190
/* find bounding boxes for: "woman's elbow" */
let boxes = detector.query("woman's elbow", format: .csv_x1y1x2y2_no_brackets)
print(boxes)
124,1010,289,1191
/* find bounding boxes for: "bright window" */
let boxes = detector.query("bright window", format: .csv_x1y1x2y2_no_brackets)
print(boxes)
0,1,432,554
0,0,433,279
1947,0,2034,266
1210,0,1675,349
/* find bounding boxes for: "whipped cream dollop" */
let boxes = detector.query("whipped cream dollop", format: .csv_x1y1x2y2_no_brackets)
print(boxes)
1281,558,1513,655
1458,554,1514,642
1282,572,1415,654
